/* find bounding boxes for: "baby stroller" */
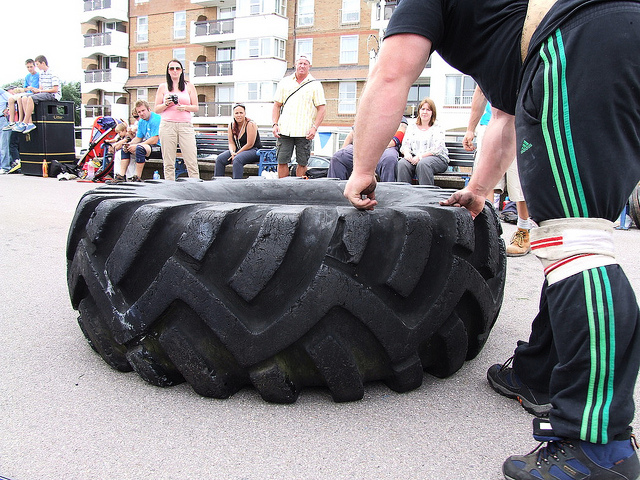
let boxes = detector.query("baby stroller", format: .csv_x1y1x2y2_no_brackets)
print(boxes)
77,116,121,182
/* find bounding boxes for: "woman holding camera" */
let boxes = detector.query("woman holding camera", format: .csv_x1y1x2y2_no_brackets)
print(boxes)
154,59,199,180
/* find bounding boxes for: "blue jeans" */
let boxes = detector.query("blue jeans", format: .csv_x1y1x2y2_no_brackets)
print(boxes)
0,117,11,171
215,148,260,179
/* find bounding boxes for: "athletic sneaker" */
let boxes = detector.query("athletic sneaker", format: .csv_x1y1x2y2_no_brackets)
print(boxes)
2,122,15,131
12,123,26,132
503,438,640,480
0,169,7,175
487,357,552,417
106,173,126,184
22,123,36,134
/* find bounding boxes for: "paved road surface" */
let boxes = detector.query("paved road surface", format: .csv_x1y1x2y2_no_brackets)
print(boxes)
1,175,639,480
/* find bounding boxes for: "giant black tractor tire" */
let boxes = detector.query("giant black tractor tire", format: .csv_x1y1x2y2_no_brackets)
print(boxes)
67,178,506,403
629,182,640,229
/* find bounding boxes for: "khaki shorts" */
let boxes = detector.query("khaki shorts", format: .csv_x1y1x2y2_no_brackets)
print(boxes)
494,157,525,202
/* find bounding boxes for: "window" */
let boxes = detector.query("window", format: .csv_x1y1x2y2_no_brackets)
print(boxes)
237,38,285,59
249,0,261,15
219,6,236,19
173,48,186,64
383,0,398,20
136,16,148,43
134,0,148,4
339,82,357,114
217,47,235,61
296,38,313,65
216,85,234,116
406,83,430,117
297,0,314,27
137,52,148,74
217,85,234,103
174,11,187,39
275,0,286,16
137,88,148,101
236,82,276,101
445,74,476,105
275,38,285,59
248,39,260,58
341,0,359,24
340,35,358,64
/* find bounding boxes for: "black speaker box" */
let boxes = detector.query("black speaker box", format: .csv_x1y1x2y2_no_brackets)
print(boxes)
19,101,76,176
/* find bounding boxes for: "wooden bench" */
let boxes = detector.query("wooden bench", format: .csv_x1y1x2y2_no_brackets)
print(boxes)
143,128,277,179
142,131,475,186
433,141,475,189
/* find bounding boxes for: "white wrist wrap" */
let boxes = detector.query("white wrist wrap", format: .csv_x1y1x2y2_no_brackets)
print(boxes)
530,218,617,285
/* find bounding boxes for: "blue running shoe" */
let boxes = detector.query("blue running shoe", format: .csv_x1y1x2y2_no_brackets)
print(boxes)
22,123,36,134
504,420,640,480
504,439,640,480
12,123,26,132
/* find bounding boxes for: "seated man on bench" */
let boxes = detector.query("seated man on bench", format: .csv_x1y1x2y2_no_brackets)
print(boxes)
108,100,161,183
328,117,408,181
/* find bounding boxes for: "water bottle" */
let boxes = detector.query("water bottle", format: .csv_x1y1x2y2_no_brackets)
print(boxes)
87,161,96,180
153,170,160,180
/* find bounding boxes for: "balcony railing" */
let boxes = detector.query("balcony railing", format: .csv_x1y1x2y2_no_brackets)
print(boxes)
84,69,112,83
444,95,473,106
84,32,112,47
84,0,111,11
193,61,233,77
195,102,233,117
194,18,235,37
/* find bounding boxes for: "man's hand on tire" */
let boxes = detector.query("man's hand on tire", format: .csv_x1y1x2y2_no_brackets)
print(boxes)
440,187,486,219
344,173,378,210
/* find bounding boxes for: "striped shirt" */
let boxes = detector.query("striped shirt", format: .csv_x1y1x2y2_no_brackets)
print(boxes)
274,73,325,137
39,68,62,101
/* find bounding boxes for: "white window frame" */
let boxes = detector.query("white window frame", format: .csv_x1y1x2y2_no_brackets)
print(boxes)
137,51,148,74
445,74,476,106
248,38,260,58
216,85,234,103
340,35,358,64
297,0,314,27
134,0,149,4
275,0,286,16
136,16,148,43
236,81,277,102
341,0,360,24
296,38,313,65
249,0,262,15
237,37,285,60
174,11,187,39
338,81,357,114
275,38,285,59
172,48,186,65
219,6,236,19
137,88,148,101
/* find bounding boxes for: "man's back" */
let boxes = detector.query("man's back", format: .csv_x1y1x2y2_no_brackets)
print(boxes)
386,0,526,113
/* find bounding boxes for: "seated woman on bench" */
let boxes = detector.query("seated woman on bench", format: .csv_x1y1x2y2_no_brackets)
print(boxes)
214,104,263,179
398,97,449,185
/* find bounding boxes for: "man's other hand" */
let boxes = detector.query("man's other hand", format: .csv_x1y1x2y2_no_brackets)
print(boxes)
344,173,378,210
